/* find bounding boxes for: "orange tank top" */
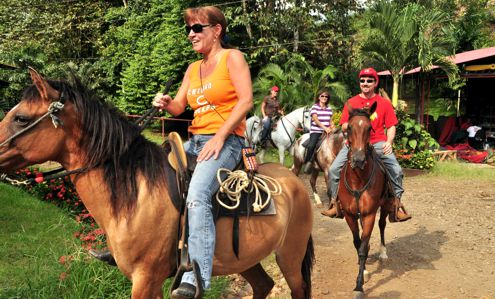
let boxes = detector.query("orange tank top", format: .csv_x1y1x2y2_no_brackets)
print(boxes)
186,49,246,136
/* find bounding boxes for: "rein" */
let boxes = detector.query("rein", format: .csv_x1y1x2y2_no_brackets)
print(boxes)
278,107,309,147
343,146,376,227
0,91,90,185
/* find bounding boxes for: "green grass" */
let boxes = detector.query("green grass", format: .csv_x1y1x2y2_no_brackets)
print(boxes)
429,161,495,182
0,183,228,298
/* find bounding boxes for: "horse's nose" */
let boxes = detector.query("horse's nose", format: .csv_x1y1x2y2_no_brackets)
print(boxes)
351,150,366,169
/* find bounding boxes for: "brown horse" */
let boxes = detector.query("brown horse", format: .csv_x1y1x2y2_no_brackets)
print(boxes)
0,68,314,299
292,131,344,207
338,102,392,299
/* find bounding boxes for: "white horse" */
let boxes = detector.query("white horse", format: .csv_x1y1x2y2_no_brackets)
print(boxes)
245,106,311,164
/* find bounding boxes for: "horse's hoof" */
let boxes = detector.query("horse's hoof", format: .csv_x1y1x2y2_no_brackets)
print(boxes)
315,202,323,208
352,291,364,299
363,270,370,283
379,252,389,261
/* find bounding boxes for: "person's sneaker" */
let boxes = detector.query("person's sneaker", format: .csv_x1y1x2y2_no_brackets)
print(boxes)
171,282,196,299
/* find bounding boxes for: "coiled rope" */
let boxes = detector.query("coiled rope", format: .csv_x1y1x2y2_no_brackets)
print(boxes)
216,169,282,212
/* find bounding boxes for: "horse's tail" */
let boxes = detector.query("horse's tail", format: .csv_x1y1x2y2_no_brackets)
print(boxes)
302,234,315,299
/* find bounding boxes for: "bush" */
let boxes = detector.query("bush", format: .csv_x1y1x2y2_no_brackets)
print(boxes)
394,109,438,170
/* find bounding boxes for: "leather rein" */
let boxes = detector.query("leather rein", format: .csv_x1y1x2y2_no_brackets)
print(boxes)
343,145,376,227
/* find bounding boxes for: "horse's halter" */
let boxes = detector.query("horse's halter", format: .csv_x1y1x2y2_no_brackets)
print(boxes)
0,92,66,148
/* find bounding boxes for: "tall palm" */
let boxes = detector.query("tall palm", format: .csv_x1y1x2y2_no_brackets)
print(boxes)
360,2,458,107
360,2,418,107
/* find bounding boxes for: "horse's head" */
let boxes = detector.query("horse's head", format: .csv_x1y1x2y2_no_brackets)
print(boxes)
245,115,262,144
301,107,311,133
346,101,377,170
0,68,77,171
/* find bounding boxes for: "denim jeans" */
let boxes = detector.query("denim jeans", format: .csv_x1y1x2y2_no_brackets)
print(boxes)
260,117,272,141
328,141,404,200
181,134,243,289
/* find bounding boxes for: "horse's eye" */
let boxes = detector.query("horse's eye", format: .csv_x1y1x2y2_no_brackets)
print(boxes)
14,115,31,127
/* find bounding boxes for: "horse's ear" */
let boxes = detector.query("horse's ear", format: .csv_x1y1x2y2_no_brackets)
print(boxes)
369,101,377,116
28,67,59,102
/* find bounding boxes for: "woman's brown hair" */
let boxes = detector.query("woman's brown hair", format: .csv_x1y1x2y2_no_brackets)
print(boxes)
184,6,229,47
314,89,330,104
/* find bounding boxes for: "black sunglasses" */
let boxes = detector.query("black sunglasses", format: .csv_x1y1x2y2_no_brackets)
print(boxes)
360,78,375,84
185,24,212,34
320,95,329,98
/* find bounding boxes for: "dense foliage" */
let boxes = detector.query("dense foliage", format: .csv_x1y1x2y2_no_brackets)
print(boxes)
394,109,439,169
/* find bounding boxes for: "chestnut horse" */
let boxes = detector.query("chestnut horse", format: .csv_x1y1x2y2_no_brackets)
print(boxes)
0,68,314,299
339,102,392,299
292,131,344,207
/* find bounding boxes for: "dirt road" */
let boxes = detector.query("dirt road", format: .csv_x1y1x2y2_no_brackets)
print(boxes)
223,172,495,298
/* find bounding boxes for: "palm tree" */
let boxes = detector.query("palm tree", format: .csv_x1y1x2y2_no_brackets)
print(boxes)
253,55,349,113
359,2,458,107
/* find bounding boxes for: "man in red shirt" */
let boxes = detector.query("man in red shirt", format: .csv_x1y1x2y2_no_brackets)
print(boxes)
322,68,411,222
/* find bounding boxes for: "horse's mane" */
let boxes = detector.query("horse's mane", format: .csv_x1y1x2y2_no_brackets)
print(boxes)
349,107,371,119
22,76,168,217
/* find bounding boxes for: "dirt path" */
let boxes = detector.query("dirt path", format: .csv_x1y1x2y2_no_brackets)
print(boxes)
223,173,495,298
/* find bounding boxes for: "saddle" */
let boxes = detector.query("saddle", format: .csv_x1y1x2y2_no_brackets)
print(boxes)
165,132,277,298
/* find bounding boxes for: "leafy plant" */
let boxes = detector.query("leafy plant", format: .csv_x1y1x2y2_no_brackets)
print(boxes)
394,109,438,169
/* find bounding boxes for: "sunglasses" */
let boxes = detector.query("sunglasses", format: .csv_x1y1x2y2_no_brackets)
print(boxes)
320,95,329,98
185,23,212,34
360,79,375,84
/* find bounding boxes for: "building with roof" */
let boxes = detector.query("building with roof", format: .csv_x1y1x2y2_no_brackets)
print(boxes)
377,47,495,145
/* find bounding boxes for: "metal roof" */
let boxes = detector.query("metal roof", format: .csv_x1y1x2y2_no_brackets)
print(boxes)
377,46,495,76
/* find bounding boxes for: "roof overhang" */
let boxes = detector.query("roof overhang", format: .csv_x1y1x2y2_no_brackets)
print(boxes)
377,47,495,76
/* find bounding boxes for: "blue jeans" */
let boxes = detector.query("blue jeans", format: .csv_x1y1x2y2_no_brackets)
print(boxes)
328,141,404,200
181,134,243,289
260,117,272,142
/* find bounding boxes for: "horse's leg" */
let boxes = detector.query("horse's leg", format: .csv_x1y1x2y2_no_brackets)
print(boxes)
240,263,274,299
352,215,376,299
278,146,285,165
259,149,265,163
131,273,164,299
276,236,313,299
309,171,322,207
378,207,389,260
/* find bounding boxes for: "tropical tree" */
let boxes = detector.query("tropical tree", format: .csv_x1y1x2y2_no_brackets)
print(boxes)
359,1,458,107
253,54,349,113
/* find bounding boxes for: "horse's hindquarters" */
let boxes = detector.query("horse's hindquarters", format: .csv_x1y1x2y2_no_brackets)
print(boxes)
212,163,312,275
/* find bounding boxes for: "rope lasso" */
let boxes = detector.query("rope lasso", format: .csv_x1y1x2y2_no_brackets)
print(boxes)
215,169,282,212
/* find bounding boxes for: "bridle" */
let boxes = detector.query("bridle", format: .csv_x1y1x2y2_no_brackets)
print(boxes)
0,92,66,148
0,91,88,185
342,114,376,227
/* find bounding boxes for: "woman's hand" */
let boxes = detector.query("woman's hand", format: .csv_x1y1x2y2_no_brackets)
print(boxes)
152,93,172,111
197,134,226,162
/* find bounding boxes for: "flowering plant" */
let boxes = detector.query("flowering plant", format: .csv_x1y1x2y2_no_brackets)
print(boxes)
14,167,106,250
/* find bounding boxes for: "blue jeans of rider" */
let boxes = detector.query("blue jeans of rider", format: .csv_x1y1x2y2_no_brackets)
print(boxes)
328,141,404,200
260,117,272,142
181,134,243,289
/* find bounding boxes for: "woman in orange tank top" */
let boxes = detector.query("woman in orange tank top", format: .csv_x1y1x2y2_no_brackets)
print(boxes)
152,5,253,298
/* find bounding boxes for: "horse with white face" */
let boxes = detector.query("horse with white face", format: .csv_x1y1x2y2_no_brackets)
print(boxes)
245,107,311,165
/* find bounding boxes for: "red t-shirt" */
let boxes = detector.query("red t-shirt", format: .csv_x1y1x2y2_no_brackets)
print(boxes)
340,94,398,144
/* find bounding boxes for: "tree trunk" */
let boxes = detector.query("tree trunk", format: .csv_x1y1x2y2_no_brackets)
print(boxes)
392,75,399,108
242,0,253,40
